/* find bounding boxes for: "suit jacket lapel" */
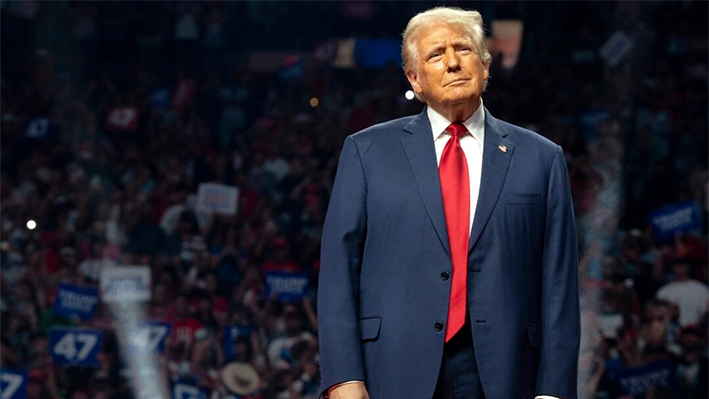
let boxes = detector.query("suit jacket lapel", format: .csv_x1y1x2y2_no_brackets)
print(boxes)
469,108,515,252
400,109,451,258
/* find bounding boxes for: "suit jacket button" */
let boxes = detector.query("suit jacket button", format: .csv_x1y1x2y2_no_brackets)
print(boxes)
434,322,443,331
440,271,450,280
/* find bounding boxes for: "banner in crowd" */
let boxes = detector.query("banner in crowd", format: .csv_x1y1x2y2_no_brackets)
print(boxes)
25,117,51,139
196,183,239,216
150,88,171,109
51,284,99,321
490,20,524,69
0,368,28,399
130,322,171,354
264,272,309,302
106,107,138,131
222,325,254,362
342,0,373,20
649,200,701,242
278,56,304,82
600,31,633,67
173,78,196,115
615,360,673,396
100,266,152,303
354,38,402,68
50,328,103,367
172,381,206,399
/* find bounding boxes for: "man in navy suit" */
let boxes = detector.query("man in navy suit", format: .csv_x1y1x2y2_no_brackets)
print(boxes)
318,7,580,399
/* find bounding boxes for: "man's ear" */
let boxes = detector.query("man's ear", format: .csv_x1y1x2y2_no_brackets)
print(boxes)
405,69,423,94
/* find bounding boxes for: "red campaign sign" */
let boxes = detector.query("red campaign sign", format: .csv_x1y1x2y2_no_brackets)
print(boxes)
342,1,373,20
173,78,196,115
106,107,138,131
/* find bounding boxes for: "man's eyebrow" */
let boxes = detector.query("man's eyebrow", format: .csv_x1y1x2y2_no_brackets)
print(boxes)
423,44,445,57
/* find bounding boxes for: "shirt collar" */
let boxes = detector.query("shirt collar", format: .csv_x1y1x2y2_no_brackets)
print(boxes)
427,99,485,144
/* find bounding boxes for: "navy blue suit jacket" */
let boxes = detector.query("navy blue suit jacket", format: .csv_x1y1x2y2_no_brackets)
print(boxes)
318,107,580,399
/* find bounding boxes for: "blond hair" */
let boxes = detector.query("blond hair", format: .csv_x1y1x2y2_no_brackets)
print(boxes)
401,7,491,73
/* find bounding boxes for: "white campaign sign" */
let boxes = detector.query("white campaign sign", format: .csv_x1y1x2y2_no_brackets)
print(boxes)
196,183,239,216
100,266,151,303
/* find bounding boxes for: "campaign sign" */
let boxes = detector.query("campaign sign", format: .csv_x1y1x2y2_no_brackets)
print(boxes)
100,266,151,303
264,272,309,302
196,183,239,216
130,322,171,354
52,284,98,321
222,325,253,362
0,368,27,399
649,200,701,242
172,382,205,399
50,328,102,367
106,107,138,131
25,117,50,139
150,88,171,109
615,360,673,396
599,30,633,67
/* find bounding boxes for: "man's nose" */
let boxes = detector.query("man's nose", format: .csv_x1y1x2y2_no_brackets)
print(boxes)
444,47,461,71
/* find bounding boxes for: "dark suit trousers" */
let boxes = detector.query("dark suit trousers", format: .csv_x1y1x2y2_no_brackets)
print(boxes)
432,316,485,399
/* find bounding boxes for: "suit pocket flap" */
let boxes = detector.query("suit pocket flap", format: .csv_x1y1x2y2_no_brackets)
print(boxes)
507,193,544,205
527,324,541,349
359,317,381,341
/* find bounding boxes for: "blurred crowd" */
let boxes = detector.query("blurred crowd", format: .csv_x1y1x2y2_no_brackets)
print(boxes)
1,2,707,399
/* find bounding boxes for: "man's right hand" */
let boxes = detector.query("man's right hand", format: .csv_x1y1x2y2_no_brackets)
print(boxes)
328,381,370,399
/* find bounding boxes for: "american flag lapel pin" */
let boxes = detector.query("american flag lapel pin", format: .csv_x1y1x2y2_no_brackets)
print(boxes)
498,144,507,154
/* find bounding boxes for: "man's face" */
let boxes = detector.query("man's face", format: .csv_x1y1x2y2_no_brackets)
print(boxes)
406,24,489,112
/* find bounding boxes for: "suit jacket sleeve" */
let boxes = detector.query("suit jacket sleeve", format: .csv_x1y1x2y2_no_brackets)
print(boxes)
318,136,368,396
536,146,581,398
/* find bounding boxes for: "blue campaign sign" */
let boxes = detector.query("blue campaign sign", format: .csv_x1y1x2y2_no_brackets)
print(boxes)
52,284,99,321
222,325,253,362
649,200,701,242
50,328,102,367
25,117,51,139
0,369,27,399
264,272,309,302
172,382,205,399
130,322,171,354
354,38,402,68
150,88,171,109
616,360,673,396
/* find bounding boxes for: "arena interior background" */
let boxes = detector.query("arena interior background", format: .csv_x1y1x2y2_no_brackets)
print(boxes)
1,1,707,399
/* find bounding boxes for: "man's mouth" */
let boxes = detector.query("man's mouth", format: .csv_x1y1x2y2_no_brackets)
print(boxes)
445,78,470,86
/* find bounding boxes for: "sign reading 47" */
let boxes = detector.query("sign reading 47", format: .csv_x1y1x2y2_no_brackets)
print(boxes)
0,369,27,399
50,328,103,367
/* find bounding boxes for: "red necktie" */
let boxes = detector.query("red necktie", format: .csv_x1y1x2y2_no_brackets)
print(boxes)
439,123,470,342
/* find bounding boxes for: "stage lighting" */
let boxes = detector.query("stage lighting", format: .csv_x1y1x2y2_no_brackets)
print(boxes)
27,220,37,230
405,90,415,100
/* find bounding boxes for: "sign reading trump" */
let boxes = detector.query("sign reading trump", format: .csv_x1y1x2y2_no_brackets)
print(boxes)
264,272,309,302
196,183,239,216
52,284,99,320
649,200,701,242
100,266,151,303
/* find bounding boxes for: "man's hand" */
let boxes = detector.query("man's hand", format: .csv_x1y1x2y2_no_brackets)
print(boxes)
328,381,369,399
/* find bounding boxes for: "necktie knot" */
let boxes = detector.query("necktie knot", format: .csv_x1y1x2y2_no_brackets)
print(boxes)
445,123,468,139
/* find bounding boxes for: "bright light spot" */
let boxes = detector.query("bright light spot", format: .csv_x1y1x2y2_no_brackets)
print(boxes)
27,220,36,230
405,90,415,100
310,97,319,107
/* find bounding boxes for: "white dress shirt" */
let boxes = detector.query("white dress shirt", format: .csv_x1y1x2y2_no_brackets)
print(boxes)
427,103,484,236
